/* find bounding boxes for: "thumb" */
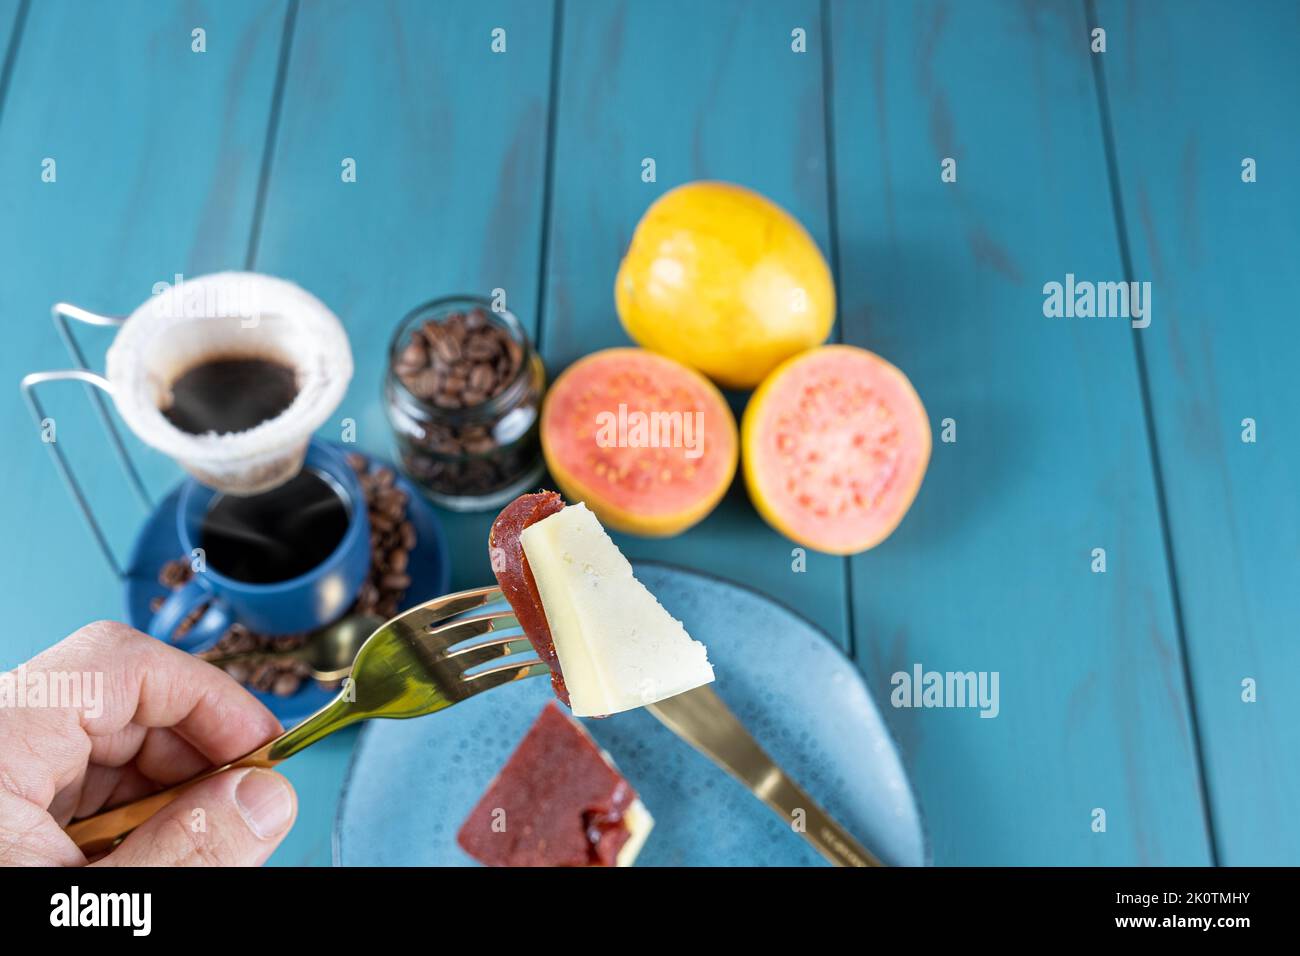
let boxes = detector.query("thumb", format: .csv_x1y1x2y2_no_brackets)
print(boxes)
93,768,297,867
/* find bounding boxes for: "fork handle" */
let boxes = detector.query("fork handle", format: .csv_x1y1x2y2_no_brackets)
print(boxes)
65,694,356,856
64,741,282,856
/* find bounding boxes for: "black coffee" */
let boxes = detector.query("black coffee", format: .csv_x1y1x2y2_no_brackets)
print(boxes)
163,357,298,435
200,469,350,584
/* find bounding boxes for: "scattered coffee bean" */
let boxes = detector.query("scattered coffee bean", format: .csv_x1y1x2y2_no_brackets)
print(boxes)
224,662,251,685
160,558,192,589
273,672,303,697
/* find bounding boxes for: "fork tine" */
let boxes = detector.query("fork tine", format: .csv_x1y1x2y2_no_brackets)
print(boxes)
460,658,550,694
439,635,536,671
425,610,518,648
391,585,504,633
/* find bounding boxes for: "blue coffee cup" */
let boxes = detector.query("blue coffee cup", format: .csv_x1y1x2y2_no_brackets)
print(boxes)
149,441,371,653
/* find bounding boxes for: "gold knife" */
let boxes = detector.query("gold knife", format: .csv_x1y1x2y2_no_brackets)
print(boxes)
647,685,882,867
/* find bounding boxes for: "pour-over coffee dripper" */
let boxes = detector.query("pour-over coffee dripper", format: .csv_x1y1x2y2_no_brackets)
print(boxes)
121,272,351,492
21,272,353,576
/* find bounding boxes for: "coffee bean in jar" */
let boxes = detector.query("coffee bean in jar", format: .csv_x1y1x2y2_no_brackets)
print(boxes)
385,296,545,510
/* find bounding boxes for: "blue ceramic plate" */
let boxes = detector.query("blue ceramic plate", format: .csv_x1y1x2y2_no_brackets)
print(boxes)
123,448,450,726
333,562,928,866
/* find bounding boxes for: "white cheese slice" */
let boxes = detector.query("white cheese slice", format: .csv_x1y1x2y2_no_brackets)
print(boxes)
616,799,655,867
519,502,715,716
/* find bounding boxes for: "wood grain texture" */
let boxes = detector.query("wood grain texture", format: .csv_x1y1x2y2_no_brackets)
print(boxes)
253,0,555,596
1096,0,1300,864
0,0,23,99
247,0,557,863
0,0,294,856
3,0,1289,869
543,0,852,648
828,0,1211,864
0,0,287,652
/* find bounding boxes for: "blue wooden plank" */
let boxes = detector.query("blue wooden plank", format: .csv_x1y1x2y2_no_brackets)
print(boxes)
253,0,556,593
247,0,557,864
543,0,852,649
829,0,1211,864
1095,0,1300,865
1,0,288,649
0,1,24,106
0,0,293,849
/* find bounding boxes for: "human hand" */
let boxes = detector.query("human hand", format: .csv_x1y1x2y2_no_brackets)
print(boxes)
0,620,296,866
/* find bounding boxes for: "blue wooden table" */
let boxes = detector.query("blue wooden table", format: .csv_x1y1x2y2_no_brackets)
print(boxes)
1,0,1295,866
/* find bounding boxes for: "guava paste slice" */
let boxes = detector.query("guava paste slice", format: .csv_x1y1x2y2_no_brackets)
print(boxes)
456,703,635,866
488,491,569,704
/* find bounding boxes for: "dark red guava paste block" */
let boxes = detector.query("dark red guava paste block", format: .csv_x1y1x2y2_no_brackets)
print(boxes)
456,703,636,867
489,491,569,705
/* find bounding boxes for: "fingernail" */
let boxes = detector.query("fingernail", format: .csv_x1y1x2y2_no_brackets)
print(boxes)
235,769,294,840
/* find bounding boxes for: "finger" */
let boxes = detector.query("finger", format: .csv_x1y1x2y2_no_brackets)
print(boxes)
48,764,98,824
0,791,84,866
83,722,148,768
132,727,212,783
53,727,227,825
94,768,297,868
59,763,160,824
1,621,281,810
47,722,151,820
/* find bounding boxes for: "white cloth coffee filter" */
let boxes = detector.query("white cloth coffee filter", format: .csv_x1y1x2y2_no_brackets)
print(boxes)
106,272,353,494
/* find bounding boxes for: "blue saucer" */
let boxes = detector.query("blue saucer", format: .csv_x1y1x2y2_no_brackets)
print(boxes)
124,448,450,726
333,562,928,867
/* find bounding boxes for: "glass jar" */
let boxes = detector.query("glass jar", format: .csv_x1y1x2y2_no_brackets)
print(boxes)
384,295,546,511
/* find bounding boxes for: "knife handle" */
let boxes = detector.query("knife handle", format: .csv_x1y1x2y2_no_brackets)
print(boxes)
647,687,883,867
755,770,881,867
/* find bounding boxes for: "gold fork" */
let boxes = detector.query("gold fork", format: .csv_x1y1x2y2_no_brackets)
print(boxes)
65,585,541,856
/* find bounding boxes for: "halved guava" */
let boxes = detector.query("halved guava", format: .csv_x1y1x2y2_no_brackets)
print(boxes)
743,345,930,554
540,348,738,537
